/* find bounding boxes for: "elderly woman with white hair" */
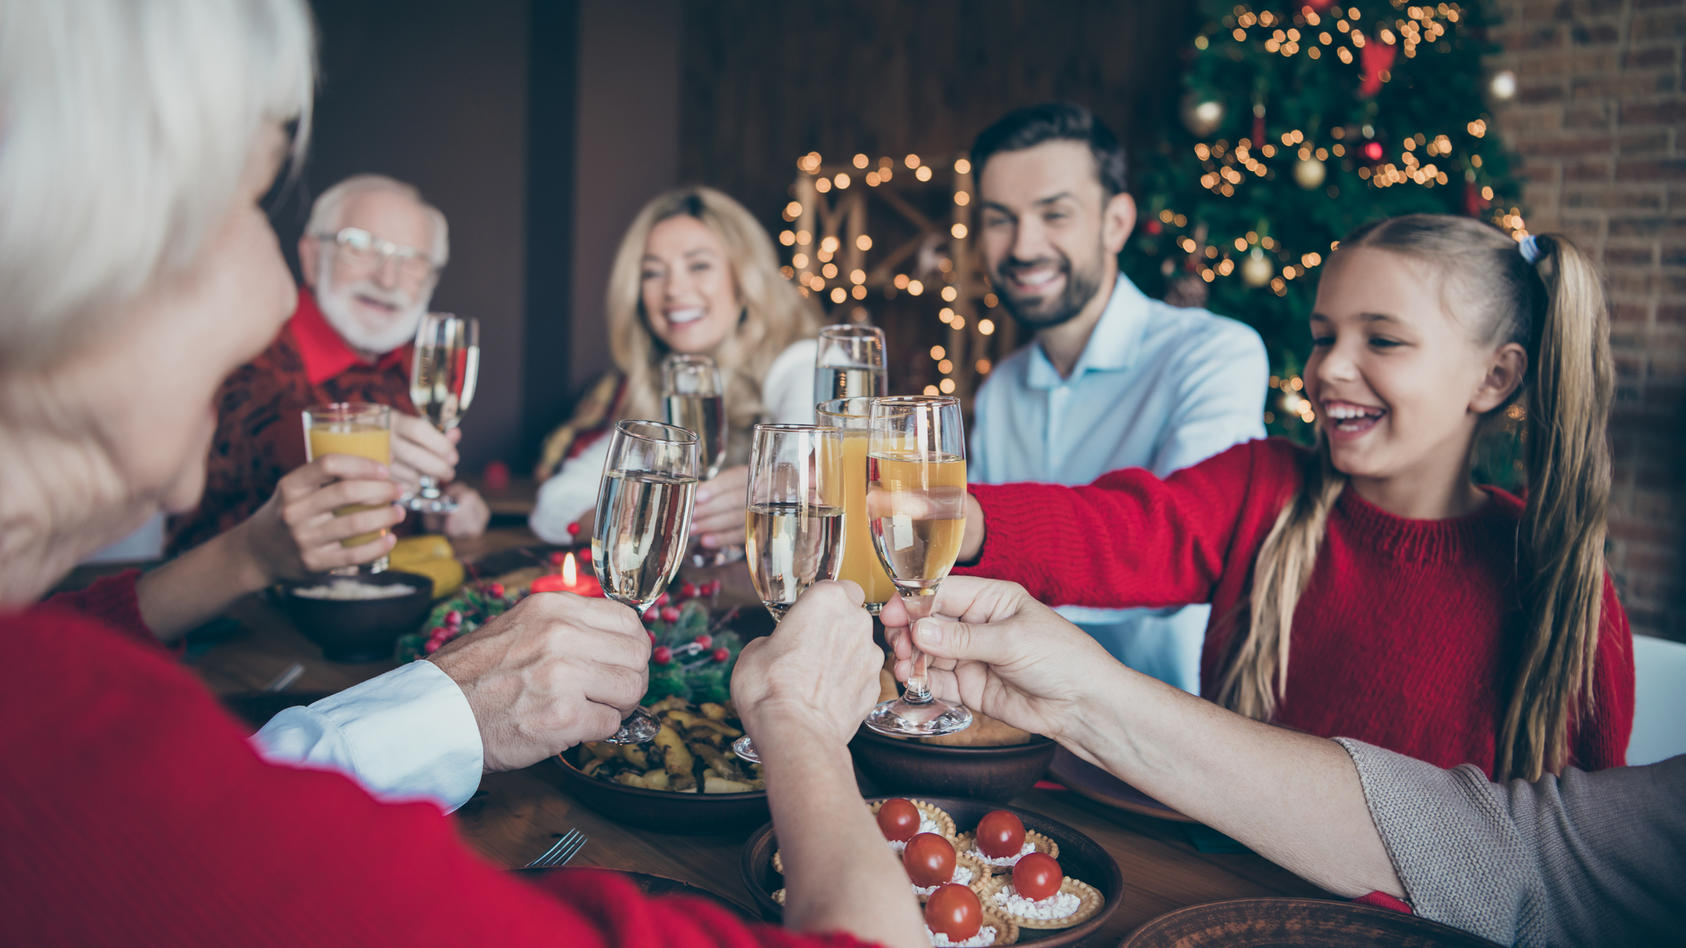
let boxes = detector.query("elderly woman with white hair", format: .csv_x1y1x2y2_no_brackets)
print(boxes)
0,2,923,946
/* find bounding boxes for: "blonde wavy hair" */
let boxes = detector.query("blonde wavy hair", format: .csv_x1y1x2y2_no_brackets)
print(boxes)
606,187,821,445
1216,214,1613,782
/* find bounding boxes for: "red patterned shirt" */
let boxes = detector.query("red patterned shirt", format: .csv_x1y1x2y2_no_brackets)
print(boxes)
166,289,415,555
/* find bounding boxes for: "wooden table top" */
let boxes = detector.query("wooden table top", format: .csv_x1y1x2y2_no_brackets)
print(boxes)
188,527,1326,945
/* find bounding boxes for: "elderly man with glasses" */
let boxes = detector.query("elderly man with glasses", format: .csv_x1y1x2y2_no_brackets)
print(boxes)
168,173,490,556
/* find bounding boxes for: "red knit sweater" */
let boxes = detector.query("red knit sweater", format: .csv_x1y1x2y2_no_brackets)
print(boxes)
963,438,1635,776
1,574,871,947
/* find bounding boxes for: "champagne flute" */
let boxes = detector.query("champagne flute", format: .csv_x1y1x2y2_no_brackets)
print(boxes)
863,396,973,738
592,420,701,744
813,323,888,406
302,402,394,575
407,312,480,513
660,354,727,479
816,397,898,614
733,423,845,762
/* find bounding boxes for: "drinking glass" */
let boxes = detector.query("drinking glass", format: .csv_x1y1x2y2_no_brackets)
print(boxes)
816,397,898,614
863,396,973,738
302,402,394,575
733,423,845,762
407,312,480,513
592,420,701,743
661,353,727,480
813,323,888,406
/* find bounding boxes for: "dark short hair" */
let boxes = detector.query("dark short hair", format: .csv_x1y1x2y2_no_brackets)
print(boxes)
969,102,1128,197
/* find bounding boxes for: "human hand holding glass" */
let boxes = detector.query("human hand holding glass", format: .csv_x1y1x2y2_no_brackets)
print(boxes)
591,420,700,743
407,312,479,513
862,395,973,738
733,424,845,762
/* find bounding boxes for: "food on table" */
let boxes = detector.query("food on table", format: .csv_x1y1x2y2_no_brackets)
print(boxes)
982,854,1102,931
876,797,923,842
974,810,1026,860
903,833,958,888
869,798,957,852
1010,852,1061,901
924,883,983,943
388,535,465,597
574,696,763,793
291,578,417,600
957,824,1057,872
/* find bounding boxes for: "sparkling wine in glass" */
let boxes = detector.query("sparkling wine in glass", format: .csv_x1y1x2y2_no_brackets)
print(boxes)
863,395,973,738
407,312,480,513
813,323,888,406
734,424,845,762
592,420,701,743
816,397,898,614
661,353,727,480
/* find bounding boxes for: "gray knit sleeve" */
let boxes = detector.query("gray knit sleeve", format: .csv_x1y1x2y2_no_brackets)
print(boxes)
1335,738,1686,948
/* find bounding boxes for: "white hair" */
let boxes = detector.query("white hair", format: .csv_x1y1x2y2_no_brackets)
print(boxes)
305,174,450,266
0,0,316,368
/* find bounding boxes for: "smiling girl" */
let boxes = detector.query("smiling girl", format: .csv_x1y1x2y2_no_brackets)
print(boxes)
951,214,1633,780
530,187,822,548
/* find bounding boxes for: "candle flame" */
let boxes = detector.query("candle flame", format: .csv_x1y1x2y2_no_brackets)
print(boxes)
562,551,577,584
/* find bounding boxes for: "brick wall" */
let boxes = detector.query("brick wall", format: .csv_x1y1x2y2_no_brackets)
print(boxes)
1488,0,1685,642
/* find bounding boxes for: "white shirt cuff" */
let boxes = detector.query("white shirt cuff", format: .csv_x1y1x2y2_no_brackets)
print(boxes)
251,660,484,812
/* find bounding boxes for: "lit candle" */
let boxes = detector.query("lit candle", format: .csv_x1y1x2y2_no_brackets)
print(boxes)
531,551,604,597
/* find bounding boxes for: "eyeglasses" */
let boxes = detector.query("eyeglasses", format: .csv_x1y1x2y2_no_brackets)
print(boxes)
315,227,439,284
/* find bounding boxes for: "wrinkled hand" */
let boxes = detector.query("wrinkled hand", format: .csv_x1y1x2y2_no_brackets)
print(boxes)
239,454,404,580
429,592,650,771
690,465,748,550
878,576,1110,743
732,581,880,747
423,481,490,538
390,413,459,492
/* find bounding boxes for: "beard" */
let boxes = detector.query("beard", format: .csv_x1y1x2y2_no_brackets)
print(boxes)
991,250,1107,331
315,255,430,355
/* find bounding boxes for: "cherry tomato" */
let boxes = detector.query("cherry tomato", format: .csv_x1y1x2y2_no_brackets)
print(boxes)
875,798,921,842
924,883,982,941
975,810,1026,859
902,832,956,887
1013,851,1063,901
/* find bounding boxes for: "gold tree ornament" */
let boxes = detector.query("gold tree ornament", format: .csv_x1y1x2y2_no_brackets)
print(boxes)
1181,94,1225,137
1241,247,1273,287
1293,156,1327,189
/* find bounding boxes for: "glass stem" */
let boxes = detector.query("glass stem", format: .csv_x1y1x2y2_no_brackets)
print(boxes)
900,591,935,705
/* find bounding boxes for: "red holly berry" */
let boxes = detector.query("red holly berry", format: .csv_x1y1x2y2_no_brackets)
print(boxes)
659,606,681,623
444,610,463,627
711,647,730,663
549,551,566,566
680,582,699,598
647,629,656,644
424,639,442,654
694,634,713,649
578,548,591,562
707,580,723,596
653,592,669,607
488,583,505,598
566,521,581,537
653,646,674,665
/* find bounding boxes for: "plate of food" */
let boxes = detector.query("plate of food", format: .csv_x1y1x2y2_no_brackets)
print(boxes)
741,795,1123,946
1047,747,1193,823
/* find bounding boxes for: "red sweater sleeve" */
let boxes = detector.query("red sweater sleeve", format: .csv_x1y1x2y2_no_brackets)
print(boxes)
0,605,875,948
1573,574,1635,770
960,439,1293,610
41,569,154,646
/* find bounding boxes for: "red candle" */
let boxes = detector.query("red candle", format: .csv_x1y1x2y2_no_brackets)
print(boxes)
531,552,604,597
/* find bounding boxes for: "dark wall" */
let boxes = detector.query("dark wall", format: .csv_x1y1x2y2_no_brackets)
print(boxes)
282,0,532,472
679,1,1197,224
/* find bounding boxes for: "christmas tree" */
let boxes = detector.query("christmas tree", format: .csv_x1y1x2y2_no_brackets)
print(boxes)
1123,0,1525,443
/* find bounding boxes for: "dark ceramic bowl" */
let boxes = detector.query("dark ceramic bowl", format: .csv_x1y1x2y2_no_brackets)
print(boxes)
1121,897,1504,947
742,795,1124,945
553,747,770,834
850,726,1058,802
276,570,433,662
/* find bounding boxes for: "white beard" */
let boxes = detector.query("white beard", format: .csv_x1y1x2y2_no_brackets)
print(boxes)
315,255,430,355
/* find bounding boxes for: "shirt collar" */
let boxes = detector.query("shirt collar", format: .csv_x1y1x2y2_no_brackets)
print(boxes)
289,287,411,387
1025,274,1152,389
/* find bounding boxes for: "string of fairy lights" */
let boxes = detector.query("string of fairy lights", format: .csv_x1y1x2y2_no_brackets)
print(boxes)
778,151,1000,396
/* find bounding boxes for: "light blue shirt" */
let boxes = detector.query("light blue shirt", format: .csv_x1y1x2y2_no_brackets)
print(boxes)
970,274,1268,693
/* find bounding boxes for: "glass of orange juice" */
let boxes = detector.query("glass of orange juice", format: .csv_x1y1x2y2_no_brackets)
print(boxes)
302,402,394,574
815,396,898,613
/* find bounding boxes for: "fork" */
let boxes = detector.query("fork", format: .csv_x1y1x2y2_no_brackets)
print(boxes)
523,828,587,870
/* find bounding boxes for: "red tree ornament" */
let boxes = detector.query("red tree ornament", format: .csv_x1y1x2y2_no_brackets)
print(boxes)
1359,41,1398,97
1304,0,1336,10
1362,139,1385,163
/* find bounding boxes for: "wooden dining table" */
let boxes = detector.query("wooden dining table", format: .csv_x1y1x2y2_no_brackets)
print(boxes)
182,522,1327,946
